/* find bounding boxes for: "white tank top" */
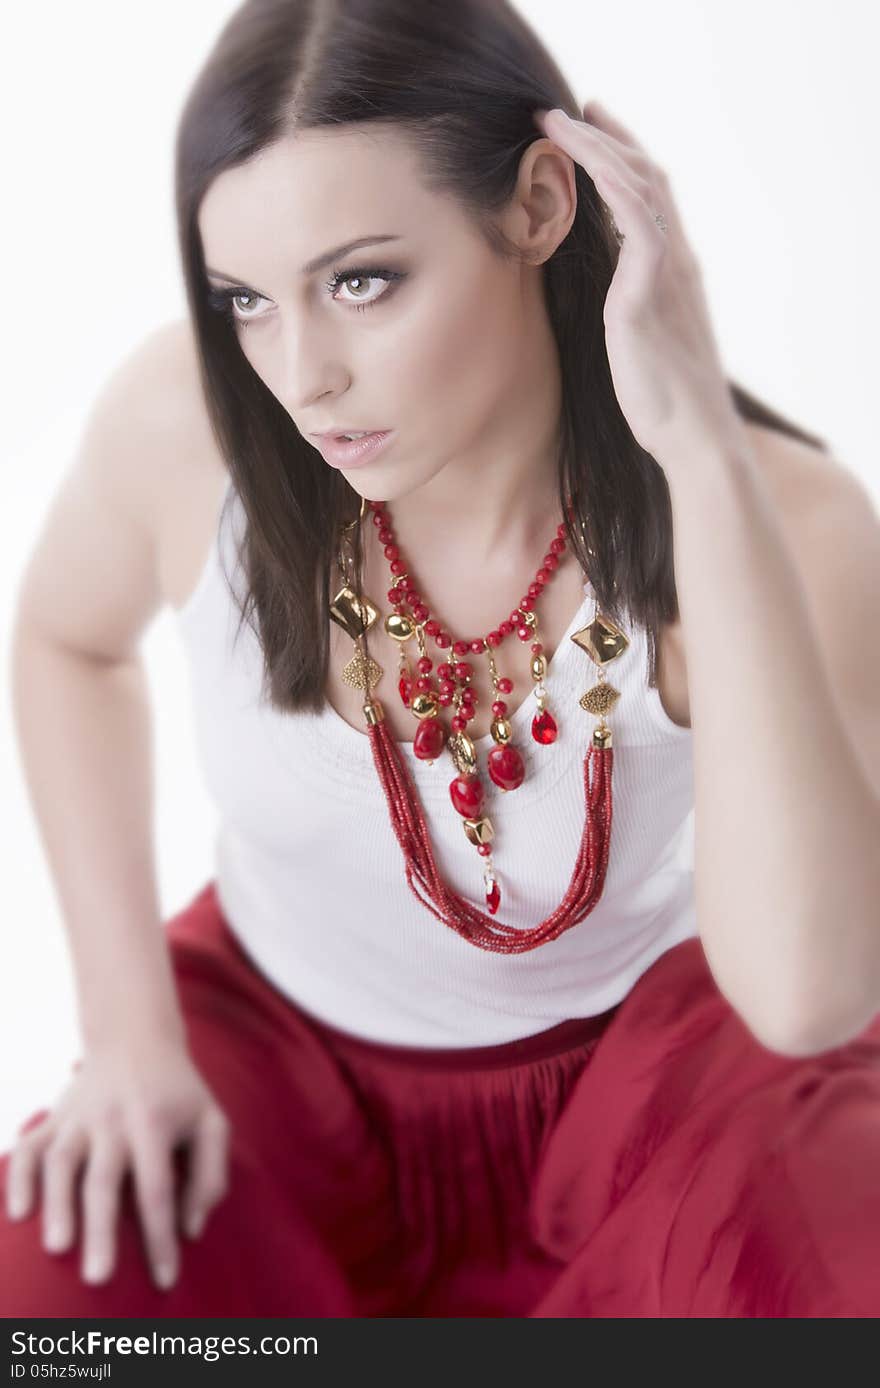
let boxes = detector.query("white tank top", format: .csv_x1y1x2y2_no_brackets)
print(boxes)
175,477,697,1046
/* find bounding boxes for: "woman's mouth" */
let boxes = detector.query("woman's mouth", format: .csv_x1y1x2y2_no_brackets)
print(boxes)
312,430,395,469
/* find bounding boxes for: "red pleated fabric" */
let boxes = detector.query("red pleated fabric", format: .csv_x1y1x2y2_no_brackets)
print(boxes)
2,879,880,1318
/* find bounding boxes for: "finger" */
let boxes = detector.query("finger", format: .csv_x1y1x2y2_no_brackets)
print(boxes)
41,1127,89,1253
540,109,654,205
128,1115,180,1290
79,1132,128,1285
4,1117,54,1220
583,99,646,153
180,1109,231,1239
594,167,668,307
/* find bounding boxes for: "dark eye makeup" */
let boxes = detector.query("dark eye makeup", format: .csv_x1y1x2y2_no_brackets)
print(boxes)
205,264,406,325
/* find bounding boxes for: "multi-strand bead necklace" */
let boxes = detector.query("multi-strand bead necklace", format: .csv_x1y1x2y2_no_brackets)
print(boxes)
329,495,630,952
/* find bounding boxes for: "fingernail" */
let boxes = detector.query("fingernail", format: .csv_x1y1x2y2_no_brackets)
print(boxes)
186,1209,205,1238
6,1194,27,1220
155,1260,177,1289
83,1252,108,1283
44,1223,68,1252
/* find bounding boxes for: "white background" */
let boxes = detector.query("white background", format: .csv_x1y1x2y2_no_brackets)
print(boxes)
2,0,878,1147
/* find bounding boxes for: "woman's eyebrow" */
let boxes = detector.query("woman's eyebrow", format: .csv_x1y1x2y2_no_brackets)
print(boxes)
205,233,403,287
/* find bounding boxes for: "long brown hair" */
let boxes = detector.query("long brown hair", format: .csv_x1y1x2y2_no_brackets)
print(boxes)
174,0,828,713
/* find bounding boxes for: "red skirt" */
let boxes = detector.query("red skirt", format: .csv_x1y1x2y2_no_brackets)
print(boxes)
2,880,880,1318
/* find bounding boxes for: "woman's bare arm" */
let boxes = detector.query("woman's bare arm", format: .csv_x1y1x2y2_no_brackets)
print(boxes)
11,321,198,1051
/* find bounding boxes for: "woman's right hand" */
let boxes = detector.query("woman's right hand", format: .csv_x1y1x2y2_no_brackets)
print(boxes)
2,1037,231,1290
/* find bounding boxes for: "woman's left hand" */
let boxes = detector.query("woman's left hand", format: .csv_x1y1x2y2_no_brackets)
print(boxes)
534,101,745,467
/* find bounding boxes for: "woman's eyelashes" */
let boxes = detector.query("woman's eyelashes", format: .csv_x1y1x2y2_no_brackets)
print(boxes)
205,265,406,325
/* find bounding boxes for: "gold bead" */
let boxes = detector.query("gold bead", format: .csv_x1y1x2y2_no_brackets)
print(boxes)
449,732,477,774
592,723,613,749
410,692,440,720
530,653,547,681
385,612,416,642
463,816,495,846
363,700,385,726
490,717,512,743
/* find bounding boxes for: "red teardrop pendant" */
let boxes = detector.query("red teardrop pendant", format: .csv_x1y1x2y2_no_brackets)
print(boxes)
413,716,445,761
486,878,501,915
487,743,525,792
532,708,558,744
398,673,412,707
449,773,485,818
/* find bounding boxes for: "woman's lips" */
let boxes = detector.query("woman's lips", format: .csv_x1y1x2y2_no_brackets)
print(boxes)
312,430,395,469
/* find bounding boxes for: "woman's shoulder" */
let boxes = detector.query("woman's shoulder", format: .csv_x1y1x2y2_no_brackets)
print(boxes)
142,319,232,612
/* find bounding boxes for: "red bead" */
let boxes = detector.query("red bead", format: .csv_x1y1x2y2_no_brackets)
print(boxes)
388,588,402,603
390,559,406,575
543,554,558,571
454,662,472,680
436,632,452,649
528,582,541,598
413,716,445,761
425,620,440,637
417,656,433,674
414,604,430,622
414,676,432,693
453,641,470,657
556,523,566,537
398,675,412,707
485,878,501,915
487,742,524,792
378,528,393,544
371,510,385,526
532,708,558,744
470,639,483,654
438,663,453,680
550,537,565,554
499,621,514,637
496,676,513,694
477,843,492,857
517,624,531,641
509,611,521,626
449,774,484,817
536,569,549,584
531,642,543,654
451,714,467,733
487,630,502,647
520,596,534,612
438,689,454,706
492,700,507,716
383,544,399,560
461,686,476,704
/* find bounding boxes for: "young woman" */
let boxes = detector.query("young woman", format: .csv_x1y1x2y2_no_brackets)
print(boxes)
2,0,879,1317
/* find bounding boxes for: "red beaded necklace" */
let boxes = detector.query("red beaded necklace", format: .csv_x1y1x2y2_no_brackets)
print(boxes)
329,496,630,953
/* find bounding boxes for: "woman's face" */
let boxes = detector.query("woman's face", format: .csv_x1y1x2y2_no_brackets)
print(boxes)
198,124,573,511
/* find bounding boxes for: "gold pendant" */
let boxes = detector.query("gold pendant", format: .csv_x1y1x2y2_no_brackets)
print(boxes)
329,585,381,641
572,609,628,725
342,648,384,693
579,682,621,716
570,612,629,665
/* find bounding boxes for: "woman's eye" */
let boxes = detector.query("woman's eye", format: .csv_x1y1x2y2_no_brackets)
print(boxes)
327,268,402,311
206,287,268,324
206,265,404,326
232,290,267,320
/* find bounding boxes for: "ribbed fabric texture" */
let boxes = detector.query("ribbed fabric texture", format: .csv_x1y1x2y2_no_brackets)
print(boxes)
175,477,698,1046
